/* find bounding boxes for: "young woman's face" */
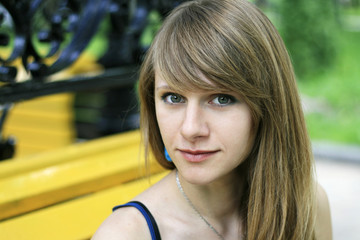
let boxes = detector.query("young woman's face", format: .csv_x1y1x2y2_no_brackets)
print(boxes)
154,73,254,185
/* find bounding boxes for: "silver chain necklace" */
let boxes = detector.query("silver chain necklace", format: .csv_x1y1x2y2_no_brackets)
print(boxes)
175,170,225,240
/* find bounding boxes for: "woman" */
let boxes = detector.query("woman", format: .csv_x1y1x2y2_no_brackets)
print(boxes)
92,0,332,239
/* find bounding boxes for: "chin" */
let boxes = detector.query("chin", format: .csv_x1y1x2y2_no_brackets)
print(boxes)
179,168,220,185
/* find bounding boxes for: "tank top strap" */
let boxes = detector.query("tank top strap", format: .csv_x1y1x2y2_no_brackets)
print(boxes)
113,201,162,240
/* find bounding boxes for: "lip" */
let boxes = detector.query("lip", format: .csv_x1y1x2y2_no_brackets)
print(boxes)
178,149,219,163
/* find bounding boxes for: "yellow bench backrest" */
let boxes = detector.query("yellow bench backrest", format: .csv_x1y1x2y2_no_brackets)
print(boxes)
0,130,167,239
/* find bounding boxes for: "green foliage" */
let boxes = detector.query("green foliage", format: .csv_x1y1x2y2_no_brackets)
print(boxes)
84,15,111,57
279,0,338,78
140,11,162,49
305,113,360,145
299,31,360,145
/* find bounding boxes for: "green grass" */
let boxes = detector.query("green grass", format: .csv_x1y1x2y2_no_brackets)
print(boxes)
298,30,360,145
342,6,360,15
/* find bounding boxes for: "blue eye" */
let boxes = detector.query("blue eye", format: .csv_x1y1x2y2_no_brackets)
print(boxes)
162,93,185,104
211,94,235,106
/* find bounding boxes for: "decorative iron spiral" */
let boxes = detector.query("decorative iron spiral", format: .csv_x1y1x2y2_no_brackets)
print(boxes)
0,0,185,83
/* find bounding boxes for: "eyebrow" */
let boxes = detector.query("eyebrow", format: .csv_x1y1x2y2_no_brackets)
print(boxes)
155,85,174,91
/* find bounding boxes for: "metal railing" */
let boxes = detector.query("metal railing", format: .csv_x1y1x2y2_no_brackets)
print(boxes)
0,0,186,159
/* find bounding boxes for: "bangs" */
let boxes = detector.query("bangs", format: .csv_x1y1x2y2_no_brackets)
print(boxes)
151,2,236,93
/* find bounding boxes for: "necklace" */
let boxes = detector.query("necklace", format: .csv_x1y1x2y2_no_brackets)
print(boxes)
175,170,225,240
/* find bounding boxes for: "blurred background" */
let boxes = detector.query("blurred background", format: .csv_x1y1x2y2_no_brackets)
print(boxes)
257,1,360,239
0,0,359,239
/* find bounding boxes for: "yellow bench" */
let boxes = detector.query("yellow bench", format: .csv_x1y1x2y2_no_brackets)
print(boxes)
2,93,76,157
0,171,167,240
0,130,167,239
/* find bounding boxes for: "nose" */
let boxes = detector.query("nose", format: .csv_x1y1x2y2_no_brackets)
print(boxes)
180,102,210,141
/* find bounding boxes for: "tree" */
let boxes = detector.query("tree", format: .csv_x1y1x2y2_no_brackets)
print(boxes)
279,0,338,78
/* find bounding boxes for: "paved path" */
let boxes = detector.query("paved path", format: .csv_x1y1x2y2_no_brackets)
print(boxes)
315,158,360,240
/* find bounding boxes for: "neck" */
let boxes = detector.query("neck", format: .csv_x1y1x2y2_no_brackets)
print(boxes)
175,167,247,236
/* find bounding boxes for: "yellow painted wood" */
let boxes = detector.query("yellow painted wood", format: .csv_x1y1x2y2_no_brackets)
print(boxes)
3,127,74,149
0,130,140,178
5,110,74,130
0,171,169,240
10,145,51,157
0,130,163,220
2,93,75,158
4,94,74,130
12,94,74,113
6,144,75,158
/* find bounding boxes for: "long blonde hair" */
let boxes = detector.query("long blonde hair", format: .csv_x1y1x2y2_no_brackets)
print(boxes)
138,0,316,239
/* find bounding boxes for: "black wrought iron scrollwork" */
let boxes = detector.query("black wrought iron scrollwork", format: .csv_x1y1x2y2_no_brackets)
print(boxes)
0,0,186,100
0,0,110,80
0,0,186,159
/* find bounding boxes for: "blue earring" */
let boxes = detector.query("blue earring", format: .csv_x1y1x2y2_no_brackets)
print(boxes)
164,147,172,162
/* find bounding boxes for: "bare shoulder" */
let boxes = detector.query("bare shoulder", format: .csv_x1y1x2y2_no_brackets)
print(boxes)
91,206,151,240
315,183,333,240
91,172,174,240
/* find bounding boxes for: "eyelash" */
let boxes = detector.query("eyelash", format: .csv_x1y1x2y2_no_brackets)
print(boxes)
161,93,185,104
211,94,236,106
160,92,236,106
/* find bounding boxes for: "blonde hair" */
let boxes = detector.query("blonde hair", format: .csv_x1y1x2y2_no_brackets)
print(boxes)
138,0,316,239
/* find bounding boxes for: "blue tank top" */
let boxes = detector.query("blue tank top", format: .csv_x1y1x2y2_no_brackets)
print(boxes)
113,201,162,240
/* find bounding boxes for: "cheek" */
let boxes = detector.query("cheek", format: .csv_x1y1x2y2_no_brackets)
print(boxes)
155,106,177,144
219,112,253,157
